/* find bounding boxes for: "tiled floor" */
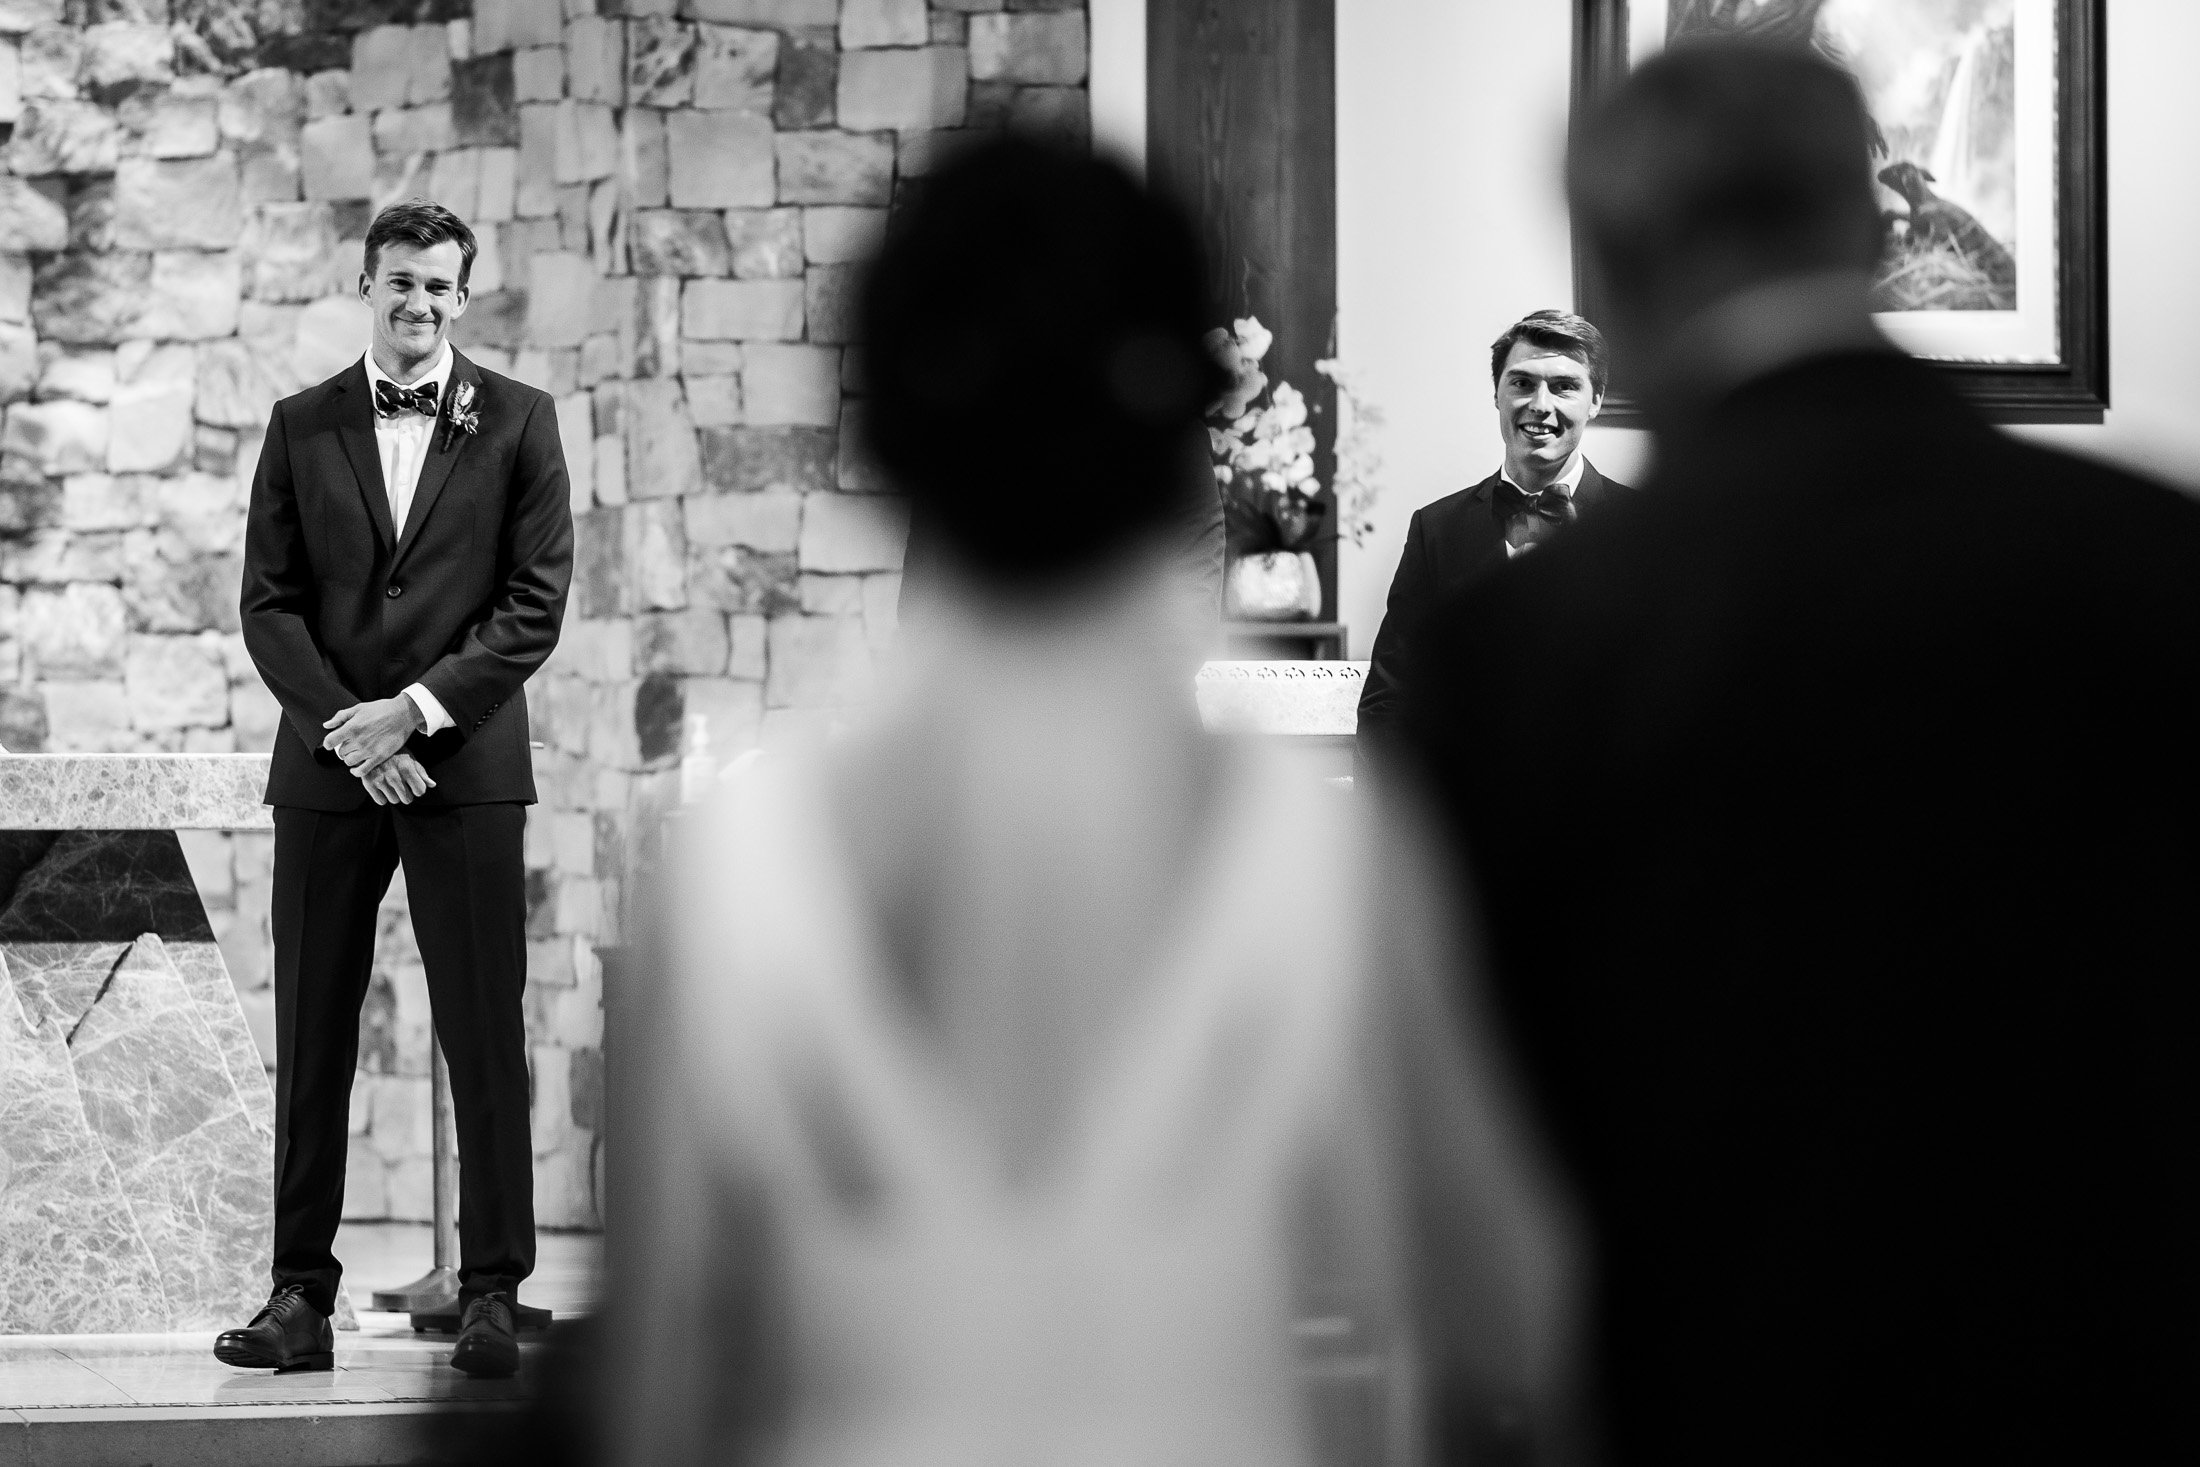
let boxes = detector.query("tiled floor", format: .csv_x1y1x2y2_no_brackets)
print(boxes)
0,1222,600,1412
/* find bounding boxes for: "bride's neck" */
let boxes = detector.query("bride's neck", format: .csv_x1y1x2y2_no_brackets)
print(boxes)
888,546,1214,746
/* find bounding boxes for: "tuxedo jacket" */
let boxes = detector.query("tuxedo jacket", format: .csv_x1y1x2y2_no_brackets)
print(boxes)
1355,463,1629,761
1400,354,2200,1464
241,352,573,811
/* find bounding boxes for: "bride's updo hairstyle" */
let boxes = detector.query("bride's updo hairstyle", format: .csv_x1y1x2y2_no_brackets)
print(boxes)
859,135,1224,589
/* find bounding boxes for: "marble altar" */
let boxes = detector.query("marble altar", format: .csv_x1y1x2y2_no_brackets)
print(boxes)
0,755,277,1335
0,754,272,831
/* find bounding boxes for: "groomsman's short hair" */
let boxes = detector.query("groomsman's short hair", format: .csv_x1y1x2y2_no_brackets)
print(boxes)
1489,309,1609,396
364,198,479,288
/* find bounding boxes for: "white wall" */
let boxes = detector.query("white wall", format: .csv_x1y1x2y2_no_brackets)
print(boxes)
1334,0,2200,655
2012,0,2200,484
1088,0,1146,178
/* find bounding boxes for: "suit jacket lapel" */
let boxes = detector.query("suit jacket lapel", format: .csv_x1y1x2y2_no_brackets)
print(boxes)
392,350,479,567
1573,462,1610,512
1435,471,1500,578
1469,470,1505,519
335,361,397,551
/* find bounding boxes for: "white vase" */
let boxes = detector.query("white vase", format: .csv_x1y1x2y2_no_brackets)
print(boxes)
1224,551,1321,621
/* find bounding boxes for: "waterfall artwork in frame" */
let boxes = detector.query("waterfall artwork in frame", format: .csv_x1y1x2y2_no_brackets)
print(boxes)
1571,0,2106,423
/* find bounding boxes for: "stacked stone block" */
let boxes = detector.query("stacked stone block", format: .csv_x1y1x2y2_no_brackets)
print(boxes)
0,0,1090,1235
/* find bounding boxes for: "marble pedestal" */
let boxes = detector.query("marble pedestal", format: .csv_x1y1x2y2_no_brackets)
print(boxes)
1194,660,1366,740
0,756,277,1334
1195,660,1366,783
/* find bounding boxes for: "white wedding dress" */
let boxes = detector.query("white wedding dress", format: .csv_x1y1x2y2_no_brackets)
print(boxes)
614,592,1577,1467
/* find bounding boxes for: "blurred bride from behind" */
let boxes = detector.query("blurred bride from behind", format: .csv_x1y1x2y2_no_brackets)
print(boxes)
609,137,1584,1467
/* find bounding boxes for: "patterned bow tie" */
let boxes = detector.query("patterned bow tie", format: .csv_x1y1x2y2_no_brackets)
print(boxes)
374,378,440,419
1495,481,1576,524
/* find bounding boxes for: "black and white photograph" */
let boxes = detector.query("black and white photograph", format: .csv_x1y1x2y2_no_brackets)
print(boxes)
0,3,2192,1465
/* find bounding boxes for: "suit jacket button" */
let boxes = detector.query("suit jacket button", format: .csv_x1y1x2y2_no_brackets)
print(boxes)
386,584,403,598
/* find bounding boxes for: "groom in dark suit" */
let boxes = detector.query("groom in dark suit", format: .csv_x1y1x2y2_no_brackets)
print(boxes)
225,199,573,1379
1355,310,1629,763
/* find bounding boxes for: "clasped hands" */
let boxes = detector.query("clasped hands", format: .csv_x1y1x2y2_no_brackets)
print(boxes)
323,696,435,806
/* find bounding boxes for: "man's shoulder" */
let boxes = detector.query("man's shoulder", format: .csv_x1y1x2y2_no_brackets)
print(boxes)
275,361,358,420
462,356,554,415
1413,471,1505,526
1990,433,2200,575
1586,462,1636,496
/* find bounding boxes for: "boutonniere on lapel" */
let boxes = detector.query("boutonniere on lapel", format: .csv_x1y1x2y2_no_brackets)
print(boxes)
440,380,481,451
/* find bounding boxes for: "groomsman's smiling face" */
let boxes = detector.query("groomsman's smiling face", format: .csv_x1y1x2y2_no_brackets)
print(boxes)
361,239,470,382
1495,340,1603,478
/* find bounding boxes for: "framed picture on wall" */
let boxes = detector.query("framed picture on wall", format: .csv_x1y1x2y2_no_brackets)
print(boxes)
1572,0,2106,423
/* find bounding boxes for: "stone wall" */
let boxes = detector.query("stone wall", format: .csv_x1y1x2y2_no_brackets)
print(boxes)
0,0,1089,1233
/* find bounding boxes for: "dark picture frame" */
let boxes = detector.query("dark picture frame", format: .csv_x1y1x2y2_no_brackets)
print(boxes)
1571,0,2106,424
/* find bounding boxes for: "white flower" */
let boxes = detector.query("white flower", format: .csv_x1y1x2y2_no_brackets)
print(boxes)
1269,380,1307,428
1204,327,1266,418
1247,405,1299,447
1232,316,1273,364
1287,454,1317,486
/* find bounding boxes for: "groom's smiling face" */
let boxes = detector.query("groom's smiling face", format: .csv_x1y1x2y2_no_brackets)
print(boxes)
1495,340,1601,474
362,239,470,376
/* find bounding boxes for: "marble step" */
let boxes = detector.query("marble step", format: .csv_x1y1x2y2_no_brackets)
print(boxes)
0,1399,526,1467
0,1322,556,1467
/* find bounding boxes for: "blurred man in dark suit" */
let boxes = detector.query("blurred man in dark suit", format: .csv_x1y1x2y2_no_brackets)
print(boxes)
1402,41,2200,1467
1356,310,1630,764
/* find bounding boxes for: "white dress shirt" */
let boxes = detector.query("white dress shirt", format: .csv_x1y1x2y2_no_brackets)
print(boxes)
362,346,456,735
1499,454,1587,559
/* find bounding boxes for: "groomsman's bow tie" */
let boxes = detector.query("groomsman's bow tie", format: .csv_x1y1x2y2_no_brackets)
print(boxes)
374,379,440,418
1496,481,1576,523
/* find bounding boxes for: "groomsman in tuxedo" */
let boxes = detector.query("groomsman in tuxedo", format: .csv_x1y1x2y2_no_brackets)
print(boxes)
1355,310,1631,763
226,199,573,1379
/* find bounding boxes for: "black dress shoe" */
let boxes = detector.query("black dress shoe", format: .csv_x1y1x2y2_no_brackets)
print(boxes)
213,1283,334,1372
450,1293,519,1378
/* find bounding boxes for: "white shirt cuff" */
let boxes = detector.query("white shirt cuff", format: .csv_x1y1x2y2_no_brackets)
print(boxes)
402,683,454,735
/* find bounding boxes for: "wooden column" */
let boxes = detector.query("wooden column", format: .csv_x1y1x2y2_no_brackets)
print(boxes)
1147,0,1340,623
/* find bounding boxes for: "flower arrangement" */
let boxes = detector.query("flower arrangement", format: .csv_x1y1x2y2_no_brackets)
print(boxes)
1205,317,1324,555
1205,316,1383,554
1313,355,1383,549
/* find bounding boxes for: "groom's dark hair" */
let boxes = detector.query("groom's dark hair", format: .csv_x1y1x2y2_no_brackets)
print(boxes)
364,198,479,289
1490,309,1609,396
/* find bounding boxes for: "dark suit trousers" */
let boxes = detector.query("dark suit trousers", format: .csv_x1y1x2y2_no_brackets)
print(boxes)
269,801,533,1315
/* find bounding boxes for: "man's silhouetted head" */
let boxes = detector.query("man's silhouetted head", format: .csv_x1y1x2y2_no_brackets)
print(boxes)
1568,42,1885,411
